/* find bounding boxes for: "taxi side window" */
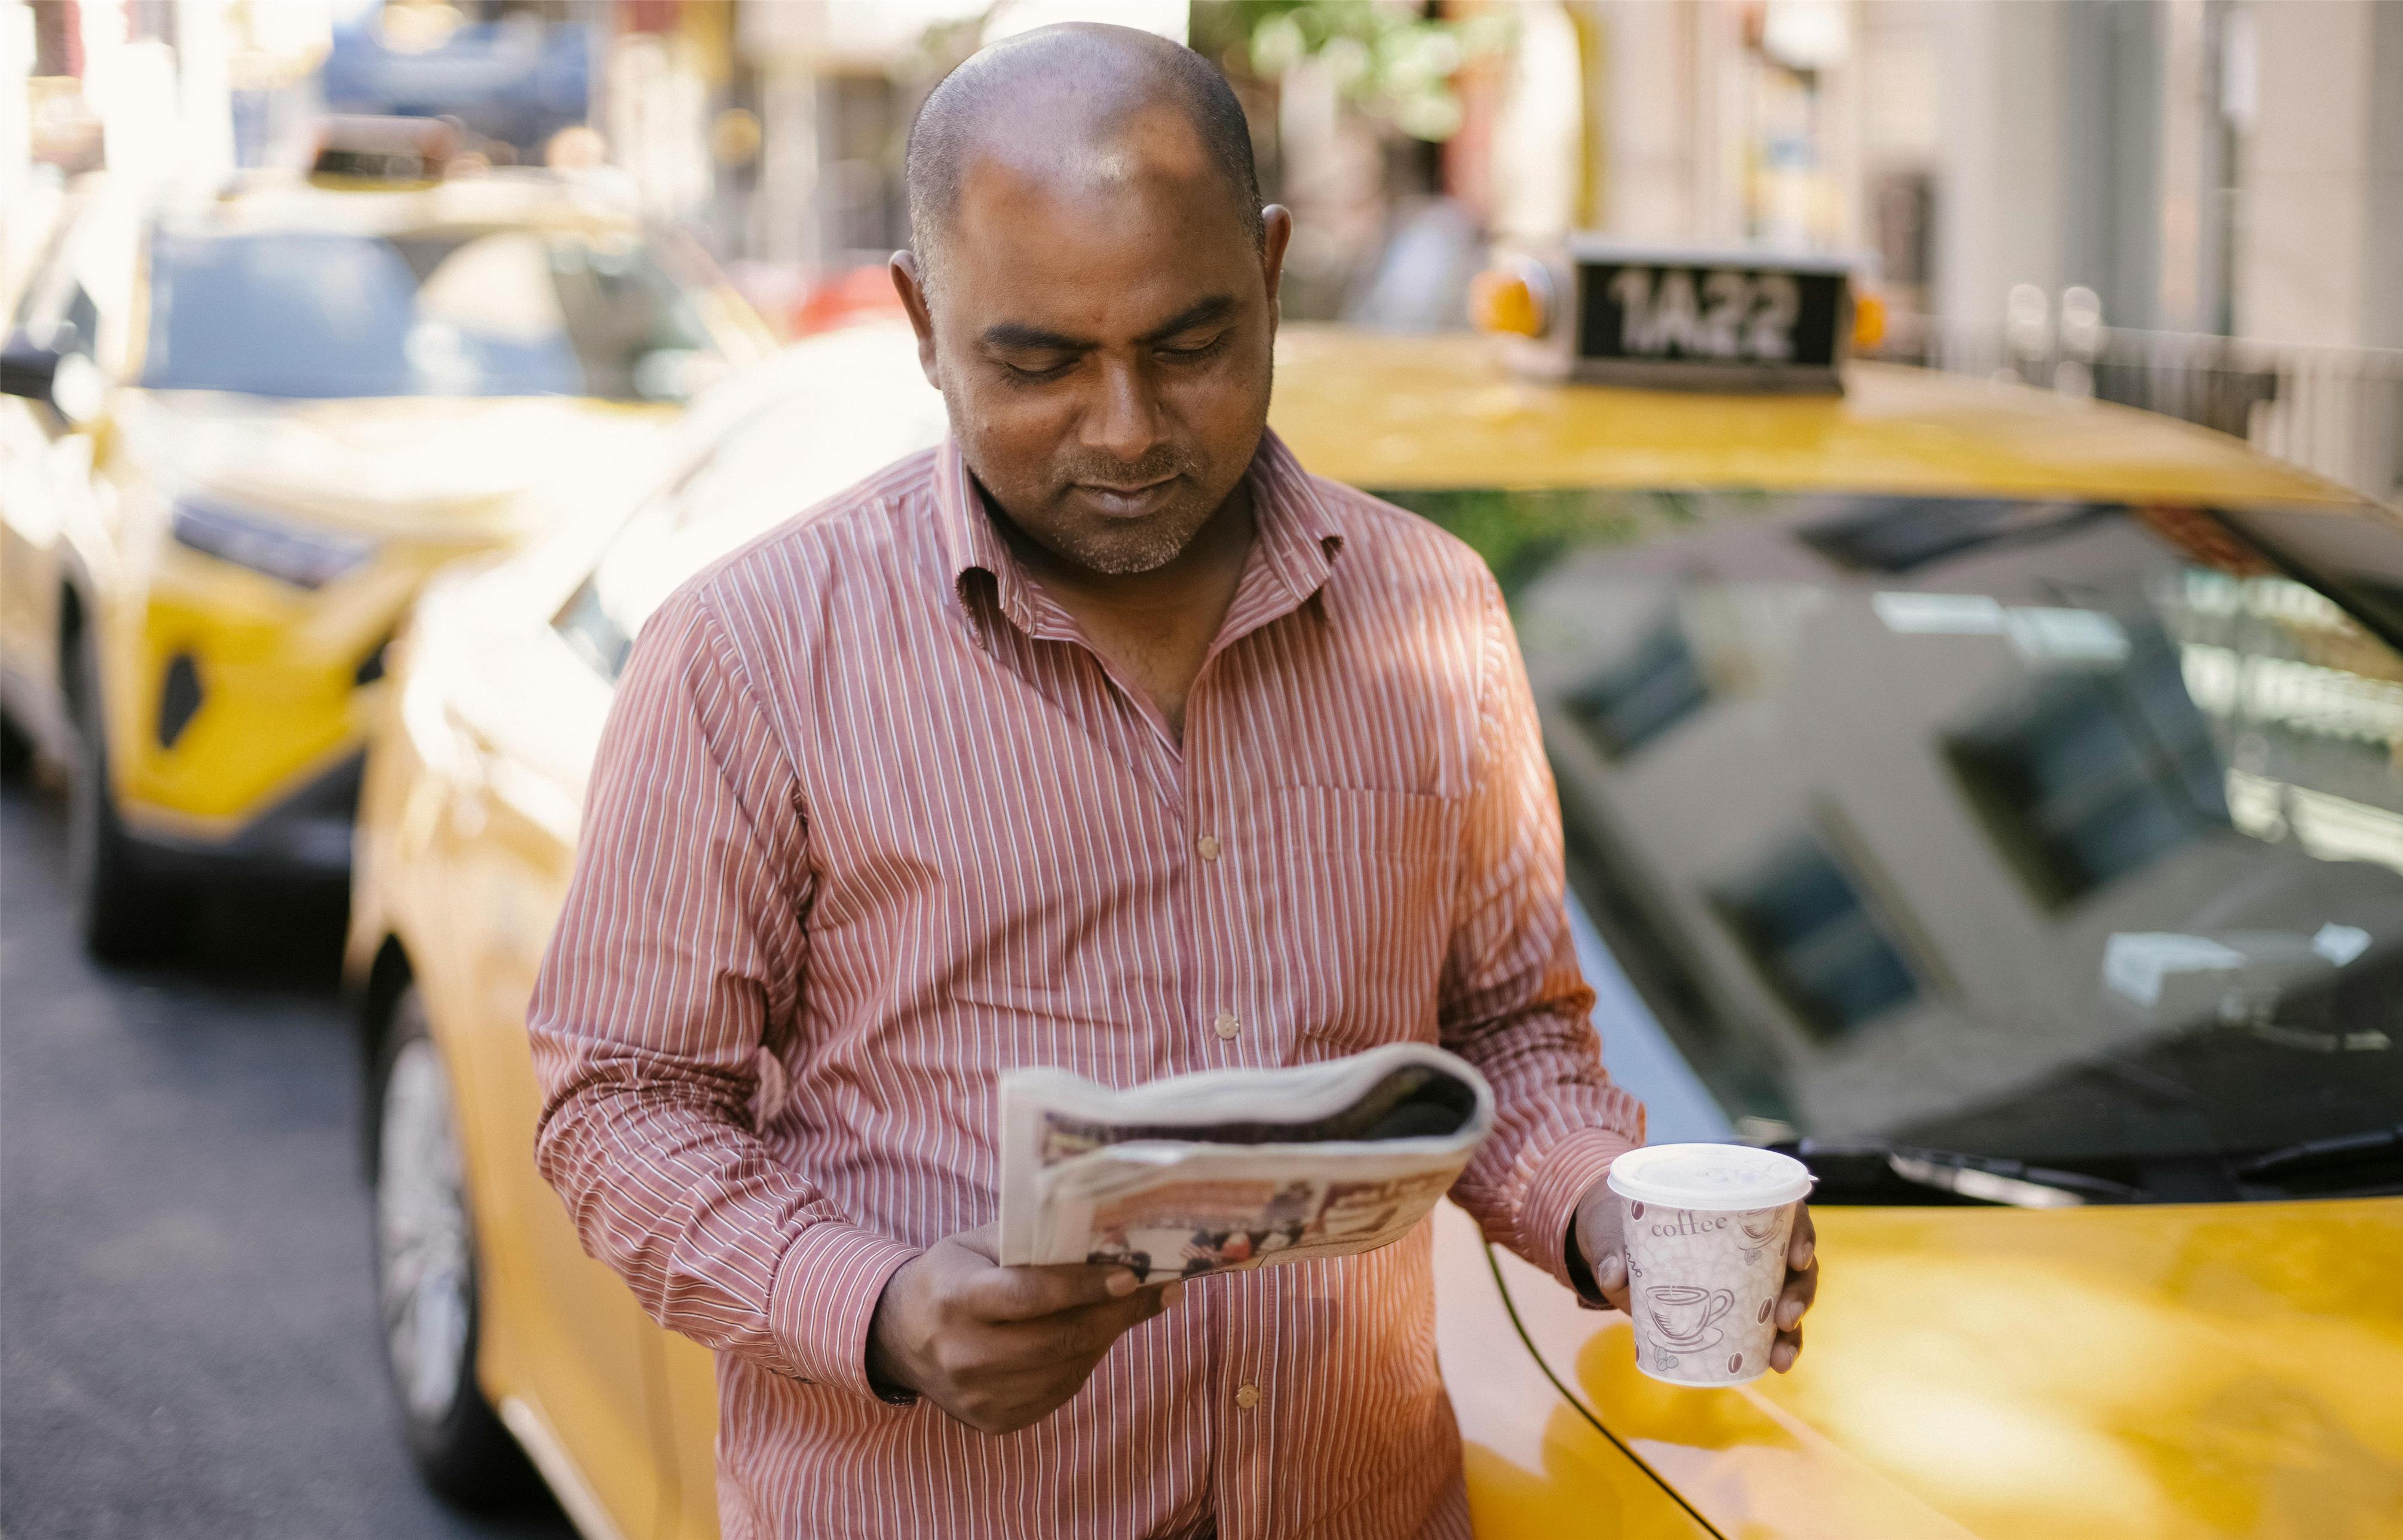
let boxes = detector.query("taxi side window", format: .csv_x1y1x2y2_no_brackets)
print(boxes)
553,573,632,683
50,286,99,363
5,257,43,333
549,345,949,685
9,213,97,363
7,282,96,363
551,382,808,685
553,478,682,684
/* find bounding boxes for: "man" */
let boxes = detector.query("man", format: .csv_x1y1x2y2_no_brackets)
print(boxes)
530,23,1817,1539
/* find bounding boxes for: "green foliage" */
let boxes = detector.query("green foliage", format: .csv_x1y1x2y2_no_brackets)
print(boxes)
1376,486,1706,596
1191,1,1514,142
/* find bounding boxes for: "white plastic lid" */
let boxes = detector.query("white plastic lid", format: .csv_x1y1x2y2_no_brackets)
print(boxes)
1606,1142,1815,1211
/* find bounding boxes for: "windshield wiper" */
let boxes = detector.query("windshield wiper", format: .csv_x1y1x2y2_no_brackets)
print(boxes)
2234,1125,2403,1185
1777,1138,2145,1208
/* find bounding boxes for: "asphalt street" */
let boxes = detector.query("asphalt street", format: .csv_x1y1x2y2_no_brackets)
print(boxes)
0,778,574,1540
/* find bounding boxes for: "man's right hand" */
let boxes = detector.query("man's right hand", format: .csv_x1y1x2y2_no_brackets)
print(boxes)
865,1223,1184,1434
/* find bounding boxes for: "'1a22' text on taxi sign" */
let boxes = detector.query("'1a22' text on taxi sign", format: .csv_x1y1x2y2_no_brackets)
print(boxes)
1578,251,1851,389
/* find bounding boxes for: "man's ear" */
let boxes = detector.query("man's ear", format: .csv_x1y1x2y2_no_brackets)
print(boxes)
890,251,943,388
1259,206,1294,333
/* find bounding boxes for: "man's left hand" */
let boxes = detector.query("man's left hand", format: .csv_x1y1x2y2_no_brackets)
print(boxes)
1573,1182,1819,1373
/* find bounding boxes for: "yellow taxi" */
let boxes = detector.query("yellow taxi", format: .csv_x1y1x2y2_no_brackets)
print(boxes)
0,143,770,959
346,247,2403,1540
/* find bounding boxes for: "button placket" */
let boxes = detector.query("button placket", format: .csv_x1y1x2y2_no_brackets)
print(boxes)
1188,713,1244,1056
1220,1269,1276,1538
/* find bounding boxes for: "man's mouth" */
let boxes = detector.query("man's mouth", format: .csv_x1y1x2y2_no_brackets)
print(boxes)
1073,476,1180,519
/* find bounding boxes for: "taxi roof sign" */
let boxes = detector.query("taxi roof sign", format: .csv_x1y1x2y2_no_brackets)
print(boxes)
308,115,461,186
1484,239,1859,394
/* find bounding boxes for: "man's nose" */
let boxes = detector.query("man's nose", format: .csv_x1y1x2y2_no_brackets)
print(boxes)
1081,355,1168,466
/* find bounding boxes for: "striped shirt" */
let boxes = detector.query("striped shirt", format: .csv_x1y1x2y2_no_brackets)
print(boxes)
529,430,1645,1539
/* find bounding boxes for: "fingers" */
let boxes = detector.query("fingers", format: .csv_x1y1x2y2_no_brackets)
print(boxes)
1776,1255,1819,1331
1574,1185,1630,1309
882,1225,1196,1437
961,1256,1148,1322
987,1280,1184,1367
953,1354,1115,1435
938,1281,1186,1435
1590,1247,1630,1312
1771,1210,1814,1370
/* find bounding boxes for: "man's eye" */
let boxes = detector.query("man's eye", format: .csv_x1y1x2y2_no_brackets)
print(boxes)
1003,357,1075,382
1159,333,1228,363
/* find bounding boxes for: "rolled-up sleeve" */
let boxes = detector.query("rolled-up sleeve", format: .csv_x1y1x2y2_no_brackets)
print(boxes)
1438,572,1646,1293
529,586,914,1398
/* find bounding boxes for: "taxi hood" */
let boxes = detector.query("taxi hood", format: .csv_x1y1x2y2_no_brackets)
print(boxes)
120,389,672,542
1516,1198,2403,1540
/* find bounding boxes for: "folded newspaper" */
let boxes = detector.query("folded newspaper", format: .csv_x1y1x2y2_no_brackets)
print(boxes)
999,1043,1494,1284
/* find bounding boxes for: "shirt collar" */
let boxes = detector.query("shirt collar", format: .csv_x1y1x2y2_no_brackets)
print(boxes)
1243,426,1346,609
932,435,1038,637
933,428,1345,644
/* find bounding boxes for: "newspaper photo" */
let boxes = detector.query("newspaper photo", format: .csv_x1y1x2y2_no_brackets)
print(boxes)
998,1043,1494,1284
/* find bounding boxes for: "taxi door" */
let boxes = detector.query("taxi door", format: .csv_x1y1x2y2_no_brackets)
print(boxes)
426,613,676,1537
0,189,104,753
657,1330,724,1539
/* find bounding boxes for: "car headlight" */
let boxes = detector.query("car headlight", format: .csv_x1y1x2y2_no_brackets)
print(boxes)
170,498,378,590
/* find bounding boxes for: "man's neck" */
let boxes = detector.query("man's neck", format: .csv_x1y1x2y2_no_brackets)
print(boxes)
983,479,1258,740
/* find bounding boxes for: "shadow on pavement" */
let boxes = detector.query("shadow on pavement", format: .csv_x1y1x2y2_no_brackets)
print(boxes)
0,777,577,1540
0,762,354,995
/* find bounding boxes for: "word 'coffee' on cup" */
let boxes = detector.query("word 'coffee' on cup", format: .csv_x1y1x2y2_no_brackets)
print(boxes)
1606,1143,1813,1388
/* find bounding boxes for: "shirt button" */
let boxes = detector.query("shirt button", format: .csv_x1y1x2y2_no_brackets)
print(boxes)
1234,1382,1261,1411
1213,1011,1240,1041
1197,833,1223,861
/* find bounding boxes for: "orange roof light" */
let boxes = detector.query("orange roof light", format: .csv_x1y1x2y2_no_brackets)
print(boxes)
1852,284,1888,352
1470,259,1552,339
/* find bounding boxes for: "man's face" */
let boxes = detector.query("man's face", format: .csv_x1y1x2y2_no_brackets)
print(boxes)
897,109,1289,576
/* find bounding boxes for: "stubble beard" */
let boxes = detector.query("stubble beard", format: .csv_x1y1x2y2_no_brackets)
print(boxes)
1026,441,1218,576
1053,496,1218,575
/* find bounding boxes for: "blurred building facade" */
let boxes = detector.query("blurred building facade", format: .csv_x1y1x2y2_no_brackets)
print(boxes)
8,1,2397,365
1448,0,2399,354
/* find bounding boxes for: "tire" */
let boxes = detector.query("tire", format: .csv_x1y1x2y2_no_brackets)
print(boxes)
65,635,187,962
0,710,32,783
370,987,533,1507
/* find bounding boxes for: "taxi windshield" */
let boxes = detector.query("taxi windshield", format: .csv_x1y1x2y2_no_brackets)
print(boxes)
1384,486,2403,1202
140,225,724,401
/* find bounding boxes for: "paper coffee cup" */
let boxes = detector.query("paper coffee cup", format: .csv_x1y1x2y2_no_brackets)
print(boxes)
1606,1143,1814,1388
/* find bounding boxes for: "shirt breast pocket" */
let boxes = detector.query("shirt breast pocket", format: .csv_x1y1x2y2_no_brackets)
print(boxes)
1252,785,1463,1062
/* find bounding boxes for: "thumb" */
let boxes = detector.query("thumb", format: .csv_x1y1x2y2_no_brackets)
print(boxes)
1575,1185,1630,1304
1593,1244,1627,1293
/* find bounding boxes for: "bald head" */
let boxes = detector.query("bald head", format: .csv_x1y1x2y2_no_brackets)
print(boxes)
905,23,1264,294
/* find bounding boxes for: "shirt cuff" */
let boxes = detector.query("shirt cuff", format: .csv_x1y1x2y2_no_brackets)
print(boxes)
768,1220,921,1401
1516,1125,1638,1304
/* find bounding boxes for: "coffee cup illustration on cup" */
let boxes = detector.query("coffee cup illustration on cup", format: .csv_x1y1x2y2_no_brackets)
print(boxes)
1646,1284,1733,1348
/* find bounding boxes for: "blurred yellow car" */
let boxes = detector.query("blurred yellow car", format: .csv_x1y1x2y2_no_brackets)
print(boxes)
0,158,770,958
349,277,2403,1537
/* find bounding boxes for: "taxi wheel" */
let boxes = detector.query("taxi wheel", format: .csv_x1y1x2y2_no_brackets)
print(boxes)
371,988,531,1507
0,711,30,781
66,639,189,964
